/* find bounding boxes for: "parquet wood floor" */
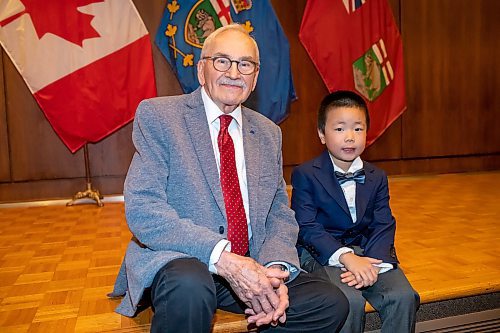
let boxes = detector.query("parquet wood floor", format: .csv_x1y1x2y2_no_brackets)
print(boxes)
0,171,499,332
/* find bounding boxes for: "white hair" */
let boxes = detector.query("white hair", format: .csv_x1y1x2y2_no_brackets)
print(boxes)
200,23,259,61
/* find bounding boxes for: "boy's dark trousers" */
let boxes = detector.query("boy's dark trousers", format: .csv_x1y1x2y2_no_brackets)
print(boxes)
301,249,420,333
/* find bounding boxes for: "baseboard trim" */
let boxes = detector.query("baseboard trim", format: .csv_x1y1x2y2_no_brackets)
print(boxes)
0,195,124,208
416,308,500,332
365,308,500,333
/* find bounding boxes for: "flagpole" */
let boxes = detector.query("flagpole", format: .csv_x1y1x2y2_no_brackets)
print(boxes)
66,144,104,207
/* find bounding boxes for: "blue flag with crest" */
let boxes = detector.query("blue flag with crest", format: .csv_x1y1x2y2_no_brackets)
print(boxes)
155,0,296,123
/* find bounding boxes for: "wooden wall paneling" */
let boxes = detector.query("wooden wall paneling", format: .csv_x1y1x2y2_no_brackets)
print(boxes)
88,124,134,177
273,0,332,168
363,0,403,161
0,51,10,181
152,41,184,98
373,153,500,176
387,0,401,27
476,0,500,153
363,118,402,161
0,176,127,202
287,153,500,187
401,0,500,158
4,55,85,182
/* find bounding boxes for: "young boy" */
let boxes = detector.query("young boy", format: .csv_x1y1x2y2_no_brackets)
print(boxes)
291,91,420,333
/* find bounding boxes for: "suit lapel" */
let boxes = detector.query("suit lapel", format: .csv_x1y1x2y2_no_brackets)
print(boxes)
355,163,376,222
313,151,351,217
183,89,226,216
241,109,260,230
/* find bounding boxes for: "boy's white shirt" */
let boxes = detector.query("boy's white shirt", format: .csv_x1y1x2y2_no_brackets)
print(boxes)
328,155,393,273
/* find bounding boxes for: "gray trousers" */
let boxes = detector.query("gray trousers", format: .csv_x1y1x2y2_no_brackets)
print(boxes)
301,249,420,333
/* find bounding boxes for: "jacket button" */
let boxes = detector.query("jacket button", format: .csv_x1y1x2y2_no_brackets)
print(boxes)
219,226,224,234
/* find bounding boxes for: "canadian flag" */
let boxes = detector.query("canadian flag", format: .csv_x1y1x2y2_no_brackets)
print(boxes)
0,0,157,152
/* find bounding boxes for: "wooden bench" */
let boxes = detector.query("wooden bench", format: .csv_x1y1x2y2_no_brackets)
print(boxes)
211,305,376,332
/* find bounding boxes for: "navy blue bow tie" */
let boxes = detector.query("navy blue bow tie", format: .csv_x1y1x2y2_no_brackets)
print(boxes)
335,169,366,185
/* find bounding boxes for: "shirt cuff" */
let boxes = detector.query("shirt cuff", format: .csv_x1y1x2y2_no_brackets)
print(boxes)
208,239,231,274
265,261,299,283
374,262,393,274
328,247,354,267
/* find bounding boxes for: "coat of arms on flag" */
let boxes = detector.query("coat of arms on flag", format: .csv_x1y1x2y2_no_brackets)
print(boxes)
156,0,296,123
353,38,394,101
185,0,232,49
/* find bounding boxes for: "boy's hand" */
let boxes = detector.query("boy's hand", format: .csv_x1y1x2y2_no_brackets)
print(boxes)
340,269,364,289
339,252,382,288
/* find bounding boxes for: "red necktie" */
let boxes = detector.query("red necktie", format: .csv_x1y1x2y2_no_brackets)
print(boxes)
218,115,249,256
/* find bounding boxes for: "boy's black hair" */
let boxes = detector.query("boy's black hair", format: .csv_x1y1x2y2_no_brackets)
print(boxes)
317,90,370,133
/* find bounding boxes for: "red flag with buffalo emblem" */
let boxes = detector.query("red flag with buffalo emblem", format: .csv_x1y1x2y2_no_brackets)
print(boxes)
299,0,406,145
0,0,157,152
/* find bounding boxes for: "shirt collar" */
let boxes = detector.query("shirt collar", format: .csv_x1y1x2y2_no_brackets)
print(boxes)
201,86,242,128
330,155,364,174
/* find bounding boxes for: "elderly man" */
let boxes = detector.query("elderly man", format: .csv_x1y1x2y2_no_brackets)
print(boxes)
110,24,348,332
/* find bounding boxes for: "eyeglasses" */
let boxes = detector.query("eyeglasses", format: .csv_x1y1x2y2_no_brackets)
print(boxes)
202,56,259,75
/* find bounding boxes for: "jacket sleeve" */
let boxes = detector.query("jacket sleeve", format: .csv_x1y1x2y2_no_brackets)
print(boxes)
362,171,398,264
254,126,301,277
124,100,223,265
291,167,344,265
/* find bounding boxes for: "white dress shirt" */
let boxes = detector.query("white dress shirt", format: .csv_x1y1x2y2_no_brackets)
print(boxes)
201,88,294,275
327,155,392,273
201,88,248,273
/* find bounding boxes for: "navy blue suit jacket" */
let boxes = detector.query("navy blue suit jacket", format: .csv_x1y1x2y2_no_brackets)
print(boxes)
291,150,398,266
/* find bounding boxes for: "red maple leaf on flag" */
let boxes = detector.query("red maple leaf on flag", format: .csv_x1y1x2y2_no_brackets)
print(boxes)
19,0,104,46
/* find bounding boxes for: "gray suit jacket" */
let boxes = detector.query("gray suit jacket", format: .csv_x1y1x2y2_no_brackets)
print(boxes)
110,88,299,317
